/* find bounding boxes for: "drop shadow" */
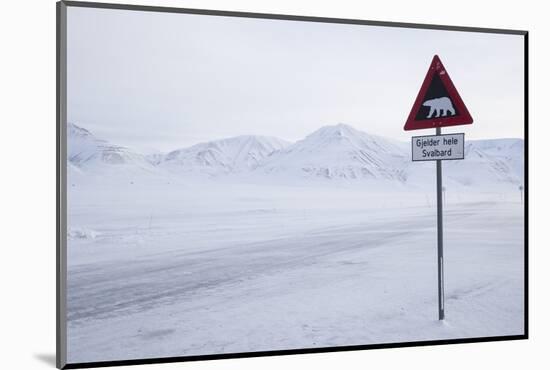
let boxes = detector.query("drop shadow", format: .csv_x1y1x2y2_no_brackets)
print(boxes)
34,353,56,367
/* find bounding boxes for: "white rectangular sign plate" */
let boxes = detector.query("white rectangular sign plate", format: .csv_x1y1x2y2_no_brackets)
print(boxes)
411,133,465,161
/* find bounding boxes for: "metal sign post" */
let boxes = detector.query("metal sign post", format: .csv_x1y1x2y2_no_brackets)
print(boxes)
435,127,444,320
410,129,463,320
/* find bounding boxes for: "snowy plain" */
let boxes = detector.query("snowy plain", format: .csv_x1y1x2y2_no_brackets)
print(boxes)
66,123,524,363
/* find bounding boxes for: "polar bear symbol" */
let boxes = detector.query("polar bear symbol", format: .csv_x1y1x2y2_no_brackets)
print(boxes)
422,97,455,118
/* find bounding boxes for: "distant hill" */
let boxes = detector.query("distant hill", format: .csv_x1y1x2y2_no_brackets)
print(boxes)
256,124,408,181
66,122,524,188
160,135,289,176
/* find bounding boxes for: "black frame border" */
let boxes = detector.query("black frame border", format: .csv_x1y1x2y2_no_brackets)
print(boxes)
56,1,529,369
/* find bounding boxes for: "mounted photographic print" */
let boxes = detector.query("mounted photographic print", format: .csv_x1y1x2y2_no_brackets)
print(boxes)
56,1,528,368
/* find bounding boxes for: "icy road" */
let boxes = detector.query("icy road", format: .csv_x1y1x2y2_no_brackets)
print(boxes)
66,184,524,363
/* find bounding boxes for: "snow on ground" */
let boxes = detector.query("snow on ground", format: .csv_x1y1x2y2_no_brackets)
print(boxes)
66,179,524,363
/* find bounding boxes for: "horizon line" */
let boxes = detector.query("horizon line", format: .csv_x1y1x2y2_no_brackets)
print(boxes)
67,121,525,154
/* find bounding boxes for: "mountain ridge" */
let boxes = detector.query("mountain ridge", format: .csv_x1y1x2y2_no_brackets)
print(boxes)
66,122,524,187
257,124,408,181
161,135,290,176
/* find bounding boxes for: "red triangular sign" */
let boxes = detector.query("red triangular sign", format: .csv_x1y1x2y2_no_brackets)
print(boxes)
404,55,473,131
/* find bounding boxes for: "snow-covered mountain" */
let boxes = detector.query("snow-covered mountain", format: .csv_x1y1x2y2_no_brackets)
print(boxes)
446,138,524,186
404,138,524,188
160,135,289,176
257,124,408,181
66,122,524,188
67,123,154,172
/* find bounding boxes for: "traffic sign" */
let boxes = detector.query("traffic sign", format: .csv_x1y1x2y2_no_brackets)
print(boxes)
412,133,465,161
403,55,473,321
404,55,473,131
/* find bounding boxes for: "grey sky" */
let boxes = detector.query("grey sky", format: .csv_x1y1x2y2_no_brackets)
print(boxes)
67,6,524,152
